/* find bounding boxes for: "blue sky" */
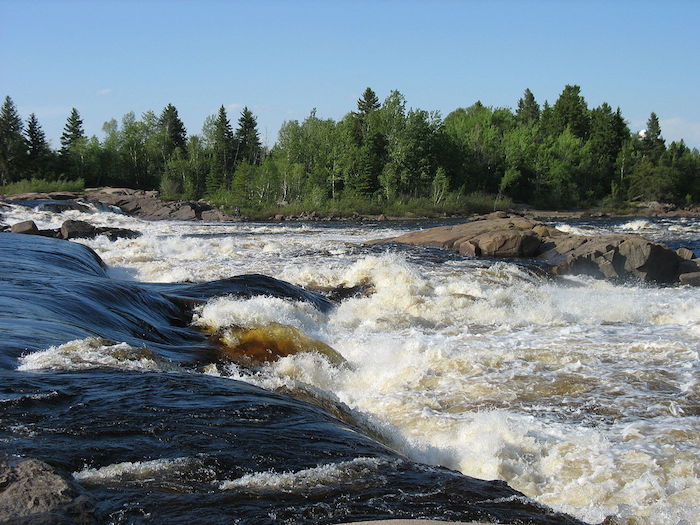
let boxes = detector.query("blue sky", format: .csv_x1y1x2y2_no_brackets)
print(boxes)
2,0,699,148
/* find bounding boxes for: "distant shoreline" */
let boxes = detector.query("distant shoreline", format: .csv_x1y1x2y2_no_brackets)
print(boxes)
2,187,700,223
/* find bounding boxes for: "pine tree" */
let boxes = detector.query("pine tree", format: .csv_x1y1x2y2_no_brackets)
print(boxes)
552,85,590,139
516,88,540,124
0,96,26,184
357,87,380,115
60,108,85,152
25,113,51,176
212,105,235,186
642,112,665,163
235,107,262,165
159,103,187,159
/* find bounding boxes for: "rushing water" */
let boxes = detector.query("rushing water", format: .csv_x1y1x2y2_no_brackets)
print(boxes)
1,202,699,524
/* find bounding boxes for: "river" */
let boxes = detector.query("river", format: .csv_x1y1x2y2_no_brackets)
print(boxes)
1,202,698,524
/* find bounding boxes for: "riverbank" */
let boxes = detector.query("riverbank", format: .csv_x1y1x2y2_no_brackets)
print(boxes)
2,187,699,222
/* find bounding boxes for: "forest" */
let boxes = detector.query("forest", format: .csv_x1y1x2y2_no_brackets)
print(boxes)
1,86,699,215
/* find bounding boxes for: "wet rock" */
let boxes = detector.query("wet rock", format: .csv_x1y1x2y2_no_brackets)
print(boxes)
37,201,91,213
10,220,39,235
60,220,141,241
0,456,95,524
212,322,346,366
679,272,700,286
679,259,699,274
60,220,96,239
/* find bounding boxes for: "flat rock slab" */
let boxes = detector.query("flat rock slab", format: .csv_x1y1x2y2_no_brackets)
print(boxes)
371,212,690,284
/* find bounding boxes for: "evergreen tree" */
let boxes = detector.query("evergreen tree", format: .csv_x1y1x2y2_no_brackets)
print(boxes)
211,105,236,187
25,113,51,176
60,108,85,152
235,107,262,165
0,96,26,184
357,87,380,115
159,103,187,160
641,112,665,163
516,88,540,124
552,85,590,139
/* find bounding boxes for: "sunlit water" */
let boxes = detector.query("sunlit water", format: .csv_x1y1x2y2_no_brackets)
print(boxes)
4,203,699,524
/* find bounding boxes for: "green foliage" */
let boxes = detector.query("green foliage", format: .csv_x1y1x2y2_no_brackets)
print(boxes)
551,85,590,139
1,177,84,195
235,107,262,165
516,88,540,124
0,96,26,184
3,84,699,213
60,108,85,152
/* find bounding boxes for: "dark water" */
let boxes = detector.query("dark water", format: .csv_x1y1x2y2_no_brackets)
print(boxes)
0,233,585,524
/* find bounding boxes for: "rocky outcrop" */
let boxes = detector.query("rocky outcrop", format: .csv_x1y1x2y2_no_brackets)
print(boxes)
84,188,239,221
0,456,95,524
372,212,697,285
10,220,40,235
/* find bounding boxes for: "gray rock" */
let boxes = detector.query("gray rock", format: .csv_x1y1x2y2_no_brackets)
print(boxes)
10,221,39,235
60,220,140,241
679,259,699,274
37,202,91,213
0,456,95,524
60,220,96,239
679,272,700,286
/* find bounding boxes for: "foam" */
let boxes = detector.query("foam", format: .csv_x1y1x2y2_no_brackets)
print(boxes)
218,457,386,491
73,456,210,484
17,337,181,372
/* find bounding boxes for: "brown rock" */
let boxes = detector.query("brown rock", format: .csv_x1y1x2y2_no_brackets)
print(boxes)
676,247,695,260
458,239,480,257
60,220,96,239
10,221,39,235
679,272,700,286
471,230,541,257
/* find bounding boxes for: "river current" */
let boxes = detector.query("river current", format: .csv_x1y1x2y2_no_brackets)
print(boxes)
1,202,698,524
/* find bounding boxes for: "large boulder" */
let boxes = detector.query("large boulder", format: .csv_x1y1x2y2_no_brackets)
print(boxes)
10,220,39,235
60,220,141,241
0,456,95,524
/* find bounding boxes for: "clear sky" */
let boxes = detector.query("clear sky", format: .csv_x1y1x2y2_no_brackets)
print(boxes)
2,0,699,148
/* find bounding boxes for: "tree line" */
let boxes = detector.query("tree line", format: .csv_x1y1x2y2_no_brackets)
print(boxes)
1,86,699,211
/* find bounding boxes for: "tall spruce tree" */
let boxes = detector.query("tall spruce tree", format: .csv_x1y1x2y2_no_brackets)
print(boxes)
642,112,665,163
159,103,187,160
516,88,540,124
25,113,51,176
59,108,86,179
0,96,26,184
357,87,380,115
552,85,590,139
234,107,262,165
60,108,85,152
211,105,235,187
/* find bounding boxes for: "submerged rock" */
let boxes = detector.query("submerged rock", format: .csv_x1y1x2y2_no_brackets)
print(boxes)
372,212,688,284
0,456,95,524
213,322,346,366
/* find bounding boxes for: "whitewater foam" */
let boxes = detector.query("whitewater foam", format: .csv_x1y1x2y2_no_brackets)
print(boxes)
17,337,182,373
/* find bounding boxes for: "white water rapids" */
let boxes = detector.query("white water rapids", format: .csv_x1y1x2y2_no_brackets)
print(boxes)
5,203,699,525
